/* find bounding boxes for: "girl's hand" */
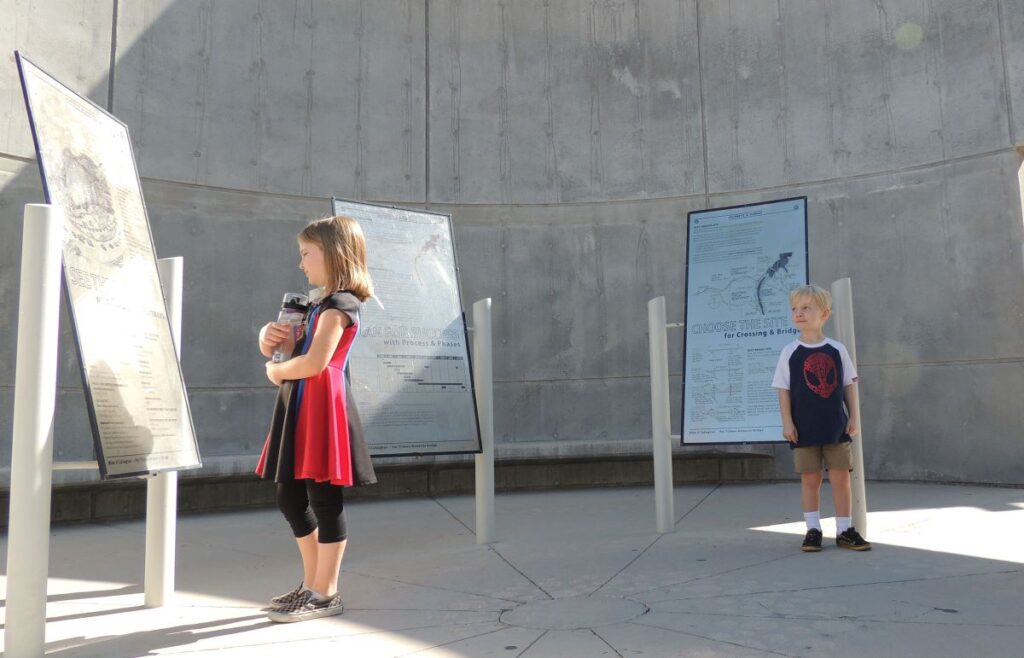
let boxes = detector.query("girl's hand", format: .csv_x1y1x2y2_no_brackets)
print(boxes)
783,422,798,444
265,361,283,386
260,322,290,349
846,419,858,437
259,322,297,359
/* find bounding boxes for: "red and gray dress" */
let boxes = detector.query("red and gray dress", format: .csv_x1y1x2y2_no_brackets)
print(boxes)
256,291,376,487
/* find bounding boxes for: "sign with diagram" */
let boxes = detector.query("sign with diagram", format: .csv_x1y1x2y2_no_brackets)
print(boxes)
17,53,201,477
331,198,481,456
682,197,808,444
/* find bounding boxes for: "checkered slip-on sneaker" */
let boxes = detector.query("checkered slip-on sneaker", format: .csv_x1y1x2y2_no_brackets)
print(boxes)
267,591,345,623
801,528,823,552
836,527,872,551
269,582,306,609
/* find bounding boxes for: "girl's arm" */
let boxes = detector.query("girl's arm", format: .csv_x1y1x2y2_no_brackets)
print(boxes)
843,383,859,436
265,309,350,384
777,389,798,443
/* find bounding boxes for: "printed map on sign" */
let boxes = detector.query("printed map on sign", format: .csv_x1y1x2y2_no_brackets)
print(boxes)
682,198,807,445
694,251,798,316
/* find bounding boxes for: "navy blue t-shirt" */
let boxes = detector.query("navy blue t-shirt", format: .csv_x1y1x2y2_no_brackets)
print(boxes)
772,338,858,448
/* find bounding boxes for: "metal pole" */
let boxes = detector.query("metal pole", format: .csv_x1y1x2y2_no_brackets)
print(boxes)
648,297,675,534
472,298,496,544
145,257,183,607
830,278,868,535
6,204,64,657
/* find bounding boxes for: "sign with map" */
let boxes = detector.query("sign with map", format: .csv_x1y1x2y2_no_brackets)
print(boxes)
682,197,808,445
17,53,201,477
331,198,481,456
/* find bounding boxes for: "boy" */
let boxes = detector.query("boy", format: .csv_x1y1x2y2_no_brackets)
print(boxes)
772,284,871,552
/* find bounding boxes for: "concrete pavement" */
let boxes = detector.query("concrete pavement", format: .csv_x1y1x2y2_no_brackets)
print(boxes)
2,481,1022,657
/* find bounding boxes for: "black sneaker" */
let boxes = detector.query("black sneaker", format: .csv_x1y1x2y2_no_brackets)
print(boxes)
836,527,872,551
269,582,306,609
801,528,823,552
267,590,345,623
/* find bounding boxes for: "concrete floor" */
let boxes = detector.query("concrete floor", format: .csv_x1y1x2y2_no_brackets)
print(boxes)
2,481,1023,657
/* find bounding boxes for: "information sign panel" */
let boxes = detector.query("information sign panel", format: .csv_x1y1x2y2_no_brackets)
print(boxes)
682,197,808,445
17,53,201,477
331,198,481,456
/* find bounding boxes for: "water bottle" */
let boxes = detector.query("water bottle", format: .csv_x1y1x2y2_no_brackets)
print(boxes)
272,292,309,363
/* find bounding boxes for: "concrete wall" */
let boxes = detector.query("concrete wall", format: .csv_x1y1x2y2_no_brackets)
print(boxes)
1,0,1022,485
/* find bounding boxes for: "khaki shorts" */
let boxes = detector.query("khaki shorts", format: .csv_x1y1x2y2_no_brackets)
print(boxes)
793,442,853,473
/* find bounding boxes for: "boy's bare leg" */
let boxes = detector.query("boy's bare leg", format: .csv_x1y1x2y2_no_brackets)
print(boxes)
296,529,320,588
800,471,823,513
827,468,852,518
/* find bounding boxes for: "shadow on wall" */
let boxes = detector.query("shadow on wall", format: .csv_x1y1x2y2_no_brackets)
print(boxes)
0,1,438,480
3,1,1024,487
0,1,696,483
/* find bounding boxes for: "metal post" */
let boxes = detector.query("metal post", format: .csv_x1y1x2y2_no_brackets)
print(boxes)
830,278,868,535
648,297,675,534
472,298,496,544
6,204,64,657
145,257,183,607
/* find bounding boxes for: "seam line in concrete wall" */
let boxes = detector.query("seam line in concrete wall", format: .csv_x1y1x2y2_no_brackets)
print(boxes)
492,375,663,385
424,0,431,208
481,355,1024,386
106,0,119,113
695,0,710,207
996,0,1017,146
685,148,1019,202
0,152,38,165
0,385,281,394
4,148,1016,210
116,144,1013,214
860,357,1024,368
403,148,1019,209
7,356,1018,396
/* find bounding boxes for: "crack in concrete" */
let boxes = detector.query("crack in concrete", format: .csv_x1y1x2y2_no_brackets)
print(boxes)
624,551,799,598
646,566,1024,603
591,627,625,657
646,608,1022,630
342,567,530,606
515,629,547,657
630,618,799,657
429,495,554,600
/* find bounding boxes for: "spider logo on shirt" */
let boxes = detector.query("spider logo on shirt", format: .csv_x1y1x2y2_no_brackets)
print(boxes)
803,352,838,398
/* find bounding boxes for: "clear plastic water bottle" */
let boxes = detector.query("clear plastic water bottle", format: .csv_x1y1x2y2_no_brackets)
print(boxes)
272,292,309,363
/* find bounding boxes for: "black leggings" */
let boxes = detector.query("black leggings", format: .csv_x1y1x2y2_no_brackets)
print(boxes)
276,479,348,543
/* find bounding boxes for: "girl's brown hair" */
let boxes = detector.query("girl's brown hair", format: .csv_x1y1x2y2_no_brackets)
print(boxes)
299,215,374,302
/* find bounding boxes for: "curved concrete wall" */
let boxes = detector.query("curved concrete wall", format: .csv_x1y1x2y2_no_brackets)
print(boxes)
2,0,1022,485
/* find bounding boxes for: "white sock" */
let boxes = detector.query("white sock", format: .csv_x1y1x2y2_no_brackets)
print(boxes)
804,511,821,531
310,591,331,603
836,516,851,533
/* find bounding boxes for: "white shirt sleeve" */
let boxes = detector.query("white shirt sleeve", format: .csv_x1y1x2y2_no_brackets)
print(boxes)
771,343,794,389
837,342,858,385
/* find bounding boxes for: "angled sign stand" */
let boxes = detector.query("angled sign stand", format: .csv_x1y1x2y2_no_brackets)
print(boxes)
16,52,201,477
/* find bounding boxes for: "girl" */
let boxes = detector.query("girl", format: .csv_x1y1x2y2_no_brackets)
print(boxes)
256,215,377,623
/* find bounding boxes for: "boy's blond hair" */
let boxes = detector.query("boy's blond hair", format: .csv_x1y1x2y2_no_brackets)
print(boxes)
788,284,831,310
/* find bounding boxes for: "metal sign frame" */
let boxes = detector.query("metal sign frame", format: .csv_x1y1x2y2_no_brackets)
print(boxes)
16,52,201,478
331,197,482,457
679,193,806,446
